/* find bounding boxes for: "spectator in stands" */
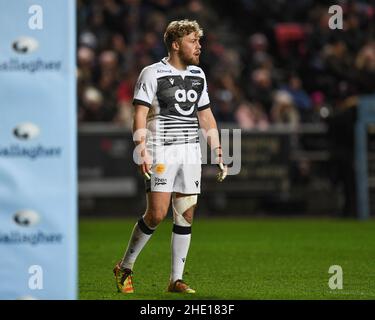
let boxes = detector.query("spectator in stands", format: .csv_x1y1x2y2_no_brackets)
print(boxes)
246,68,275,115
270,90,300,128
355,41,375,94
212,89,236,123
95,51,121,121
77,46,96,85
321,38,356,99
77,0,375,128
309,91,332,123
115,68,139,128
247,33,270,68
235,101,269,130
80,86,105,122
110,33,133,72
282,74,312,122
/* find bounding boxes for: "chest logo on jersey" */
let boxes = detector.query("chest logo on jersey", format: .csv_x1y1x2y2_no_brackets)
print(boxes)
157,69,172,73
174,89,198,116
168,78,175,85
191,80,201,87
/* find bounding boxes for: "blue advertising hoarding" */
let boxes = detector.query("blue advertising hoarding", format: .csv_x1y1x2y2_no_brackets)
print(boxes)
0,0,77,299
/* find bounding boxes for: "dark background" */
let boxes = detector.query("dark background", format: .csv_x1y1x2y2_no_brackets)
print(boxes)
76,0,375,218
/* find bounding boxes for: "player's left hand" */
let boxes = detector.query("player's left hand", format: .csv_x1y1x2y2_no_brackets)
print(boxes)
216,162,228,182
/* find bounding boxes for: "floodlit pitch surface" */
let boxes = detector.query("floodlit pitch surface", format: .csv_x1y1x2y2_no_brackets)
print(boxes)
79,217,375,299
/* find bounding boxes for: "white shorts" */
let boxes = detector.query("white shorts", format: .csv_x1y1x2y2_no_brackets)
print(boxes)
145,143,202,194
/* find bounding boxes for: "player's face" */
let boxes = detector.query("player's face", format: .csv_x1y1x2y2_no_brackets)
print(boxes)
178,32,201,66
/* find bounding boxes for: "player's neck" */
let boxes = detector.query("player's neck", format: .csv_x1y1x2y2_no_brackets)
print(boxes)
166,55,187,71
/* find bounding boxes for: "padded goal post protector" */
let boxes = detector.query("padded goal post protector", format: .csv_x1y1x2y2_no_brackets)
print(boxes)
356,94,375,220
0,0,77,299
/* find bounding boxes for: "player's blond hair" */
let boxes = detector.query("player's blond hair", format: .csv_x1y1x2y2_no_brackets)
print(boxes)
164,19,203,52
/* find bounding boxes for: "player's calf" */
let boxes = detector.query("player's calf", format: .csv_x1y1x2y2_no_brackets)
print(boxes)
170,194,197,289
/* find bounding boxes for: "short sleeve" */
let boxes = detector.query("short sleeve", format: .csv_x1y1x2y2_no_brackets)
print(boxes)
133,67,157,108
197,70,210,111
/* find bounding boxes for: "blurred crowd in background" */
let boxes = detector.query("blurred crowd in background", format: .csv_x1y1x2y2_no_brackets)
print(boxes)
77,0,375,129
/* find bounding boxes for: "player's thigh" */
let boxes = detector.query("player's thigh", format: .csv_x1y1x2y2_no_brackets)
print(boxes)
173,163,202,195
147,145,179,193
148,163,178,193
145,191,171,221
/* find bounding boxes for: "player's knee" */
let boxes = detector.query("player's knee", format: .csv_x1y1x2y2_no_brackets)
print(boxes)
182,209,195,225
172,194,197,227
144,209,167,228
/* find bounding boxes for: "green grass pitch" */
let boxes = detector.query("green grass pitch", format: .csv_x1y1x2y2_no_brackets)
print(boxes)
79,217,375,299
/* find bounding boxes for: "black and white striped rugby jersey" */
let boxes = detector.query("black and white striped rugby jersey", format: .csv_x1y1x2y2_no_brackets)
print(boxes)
133,57,210,146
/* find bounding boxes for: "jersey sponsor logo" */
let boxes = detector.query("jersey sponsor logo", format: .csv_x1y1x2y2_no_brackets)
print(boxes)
174,89,198,116
136,81,146,92
190,69,201,74
154,177,167,186
157,69,172,73
155,163,166,174
191,80,201,87
195,181,199,188
168,78,175,85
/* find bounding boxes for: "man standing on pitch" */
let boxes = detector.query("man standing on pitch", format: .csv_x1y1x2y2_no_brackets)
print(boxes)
114,19,227,294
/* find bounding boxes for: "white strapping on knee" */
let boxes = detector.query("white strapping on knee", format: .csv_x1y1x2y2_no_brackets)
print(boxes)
172,194,197,227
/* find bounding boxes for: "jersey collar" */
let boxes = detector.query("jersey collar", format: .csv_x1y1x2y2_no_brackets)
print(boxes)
162,57,190,73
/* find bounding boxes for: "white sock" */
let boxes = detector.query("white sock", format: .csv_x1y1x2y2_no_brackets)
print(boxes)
171,225,192,282
120,218,155,270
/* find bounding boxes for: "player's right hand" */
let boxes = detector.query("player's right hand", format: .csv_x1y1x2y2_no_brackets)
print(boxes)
138,149,153,180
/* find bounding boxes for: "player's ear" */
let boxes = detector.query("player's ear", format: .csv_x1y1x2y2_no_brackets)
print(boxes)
171,40,180,51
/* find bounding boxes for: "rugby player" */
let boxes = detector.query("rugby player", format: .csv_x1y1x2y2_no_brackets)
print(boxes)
113,19,227,294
